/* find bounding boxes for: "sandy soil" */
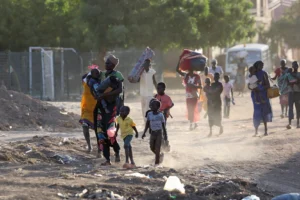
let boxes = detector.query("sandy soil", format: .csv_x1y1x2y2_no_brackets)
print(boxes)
0,88,80,132
1,92,300,199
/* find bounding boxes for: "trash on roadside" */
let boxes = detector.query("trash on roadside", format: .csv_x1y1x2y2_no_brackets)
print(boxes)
25,147,32,154
163,176,185,194
60,111,68,115
94,174,103,177
62,137,70,144
272,193,300,200
75,189,88,198
57,193,68,198
242,195,260,200
51,154,76,164
87,189,124,199
110,191,124,199
125,172,150,179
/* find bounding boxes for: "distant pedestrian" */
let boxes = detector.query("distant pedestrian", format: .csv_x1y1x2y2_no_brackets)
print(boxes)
208,59,223,77
176,62,202,130
234,58,248,97
249,61,272,136
223,75,234,119
139,59,157,123
204,73,223,137
271,59,289,118
286,61,300,129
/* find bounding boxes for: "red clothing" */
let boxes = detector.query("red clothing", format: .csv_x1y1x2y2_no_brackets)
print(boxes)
155,94,173,111
274,68,282,77
183,73,201,98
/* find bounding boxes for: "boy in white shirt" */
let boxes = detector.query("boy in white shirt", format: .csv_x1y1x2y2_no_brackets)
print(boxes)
139,59,157,122
223,75,235,118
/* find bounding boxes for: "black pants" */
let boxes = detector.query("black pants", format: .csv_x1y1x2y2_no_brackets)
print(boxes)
103,139,120,162
150,131,162,164
288,92,300,120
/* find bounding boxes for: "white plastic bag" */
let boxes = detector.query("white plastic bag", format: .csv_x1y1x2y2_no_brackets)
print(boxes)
242,195,260,200
124,173,149,179
163,176,185,194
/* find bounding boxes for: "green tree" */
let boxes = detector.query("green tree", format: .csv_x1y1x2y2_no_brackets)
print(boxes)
0,0,90,51
267,1,300,49
81,0,255,51
0,0,255,51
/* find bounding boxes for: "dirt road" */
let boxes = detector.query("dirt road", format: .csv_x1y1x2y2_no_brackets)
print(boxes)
1,93,300,199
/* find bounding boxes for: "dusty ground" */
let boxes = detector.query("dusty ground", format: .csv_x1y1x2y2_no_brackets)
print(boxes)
0,88,80,132
0,92,300,199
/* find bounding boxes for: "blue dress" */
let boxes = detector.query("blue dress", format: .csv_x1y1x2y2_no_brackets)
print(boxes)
251,70,273,128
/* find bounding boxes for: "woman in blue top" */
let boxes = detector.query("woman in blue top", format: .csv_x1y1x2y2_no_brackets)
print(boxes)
249,61,272,136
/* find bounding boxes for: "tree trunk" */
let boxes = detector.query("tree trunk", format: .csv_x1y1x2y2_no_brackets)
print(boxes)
98,48,107,71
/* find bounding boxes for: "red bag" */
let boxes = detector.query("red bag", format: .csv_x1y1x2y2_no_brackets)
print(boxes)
179,49,207,71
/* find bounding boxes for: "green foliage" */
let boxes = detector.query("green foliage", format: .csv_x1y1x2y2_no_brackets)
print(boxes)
0,0,255,51
267,1,300,48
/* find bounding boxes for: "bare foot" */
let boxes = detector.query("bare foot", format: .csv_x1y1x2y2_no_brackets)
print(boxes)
264,132,268,136
286,124,292,129
123,163,131,169
129,164,136,169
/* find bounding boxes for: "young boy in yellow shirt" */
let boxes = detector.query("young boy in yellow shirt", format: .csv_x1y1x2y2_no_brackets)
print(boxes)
116,106,139,168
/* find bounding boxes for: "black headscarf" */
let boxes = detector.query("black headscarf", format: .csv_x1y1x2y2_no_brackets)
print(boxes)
253,61,263,71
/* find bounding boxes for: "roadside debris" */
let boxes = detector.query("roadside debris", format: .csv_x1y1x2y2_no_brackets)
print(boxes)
164,176,185,194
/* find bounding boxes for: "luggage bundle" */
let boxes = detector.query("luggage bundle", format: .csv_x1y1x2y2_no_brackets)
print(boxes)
128,47,155,83
179,49,207,72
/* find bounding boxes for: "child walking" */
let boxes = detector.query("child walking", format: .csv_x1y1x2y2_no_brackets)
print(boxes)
142,100,168,166
155,82,173,151
155,82,174,122
223,75,235,118
204,73,224,137
247,66,265,104
116,106,138,169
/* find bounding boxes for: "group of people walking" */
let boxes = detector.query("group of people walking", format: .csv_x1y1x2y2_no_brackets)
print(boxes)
79,53,300,167
80,55,172,167
272,59,300,129
246,59,300,136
